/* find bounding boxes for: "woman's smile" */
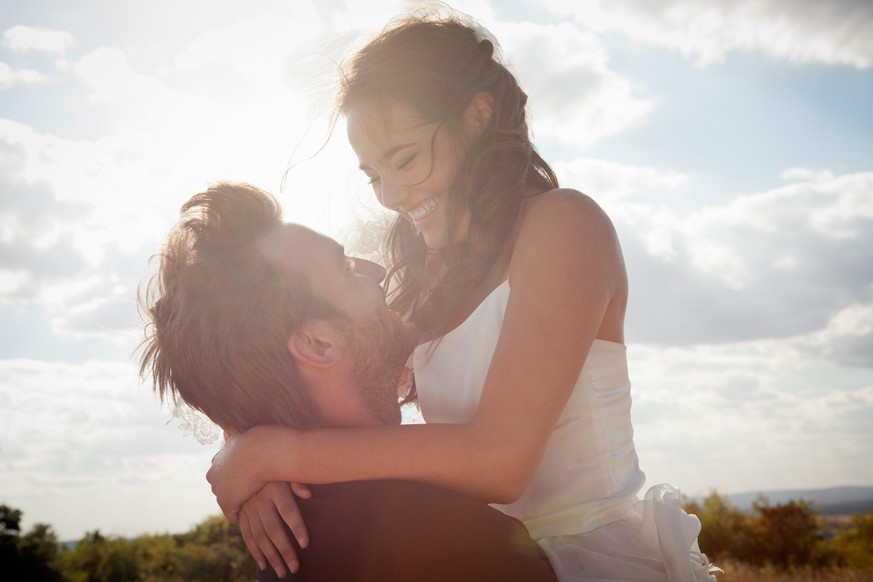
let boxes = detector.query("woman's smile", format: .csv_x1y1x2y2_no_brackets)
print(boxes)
406,195,439,223
346,101,473,249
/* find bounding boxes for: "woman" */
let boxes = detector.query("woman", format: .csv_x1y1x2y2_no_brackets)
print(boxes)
208,12,718,581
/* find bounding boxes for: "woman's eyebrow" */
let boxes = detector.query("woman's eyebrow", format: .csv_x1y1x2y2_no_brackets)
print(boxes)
383,142,415,161
357,142,415,171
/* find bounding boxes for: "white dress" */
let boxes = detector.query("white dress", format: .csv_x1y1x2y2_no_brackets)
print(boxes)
412,281,719,581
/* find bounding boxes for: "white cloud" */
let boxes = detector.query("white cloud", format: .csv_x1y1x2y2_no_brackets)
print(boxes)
3,25,74,55
172,10,325,80
629,342,873,495
0,61,46,89
494,21,653,147
682,171,873,286
534,0,873,68
51,295,142,347
0,359,221,540
0,11,368,341
618,169,873,355
553,157,689,204
74,47,165,105
793,298,873,368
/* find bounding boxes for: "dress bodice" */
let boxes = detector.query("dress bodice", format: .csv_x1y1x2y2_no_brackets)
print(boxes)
412,280,646,539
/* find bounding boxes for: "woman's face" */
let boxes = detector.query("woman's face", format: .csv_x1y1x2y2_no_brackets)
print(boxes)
347,100,474,250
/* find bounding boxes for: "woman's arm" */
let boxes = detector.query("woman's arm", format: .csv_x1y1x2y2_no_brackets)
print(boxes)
208,189,627,517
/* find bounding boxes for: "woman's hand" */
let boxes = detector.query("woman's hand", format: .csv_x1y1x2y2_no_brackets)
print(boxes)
239,481,312,578
207,426,298,523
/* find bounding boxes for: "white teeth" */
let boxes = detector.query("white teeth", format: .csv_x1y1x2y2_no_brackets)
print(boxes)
407,197,438,222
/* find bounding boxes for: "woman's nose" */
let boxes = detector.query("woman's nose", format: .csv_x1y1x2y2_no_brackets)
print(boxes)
376,180,406,212
353,258,387,284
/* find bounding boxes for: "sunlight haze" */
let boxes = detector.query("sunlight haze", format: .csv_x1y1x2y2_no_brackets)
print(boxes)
1,0,872,541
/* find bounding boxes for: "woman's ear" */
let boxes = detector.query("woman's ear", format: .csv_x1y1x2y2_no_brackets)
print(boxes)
287,320,343,367
464,91,494,138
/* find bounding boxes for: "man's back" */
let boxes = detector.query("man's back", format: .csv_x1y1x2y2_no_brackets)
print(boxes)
258,480,556,581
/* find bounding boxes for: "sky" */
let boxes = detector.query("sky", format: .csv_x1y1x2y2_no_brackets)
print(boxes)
1,0,871,541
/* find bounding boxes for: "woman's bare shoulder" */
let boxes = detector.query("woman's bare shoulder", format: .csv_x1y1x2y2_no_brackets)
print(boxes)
509,187,625,292
519,188,617,245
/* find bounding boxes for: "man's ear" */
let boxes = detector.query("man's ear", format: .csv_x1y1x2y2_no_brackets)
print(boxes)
464,91,494,138
287,320,344,367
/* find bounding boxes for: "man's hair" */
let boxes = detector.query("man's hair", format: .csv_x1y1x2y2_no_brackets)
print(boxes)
138,182,335,433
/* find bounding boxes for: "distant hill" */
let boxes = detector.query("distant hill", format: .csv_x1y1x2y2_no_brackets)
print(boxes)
695,486,873,515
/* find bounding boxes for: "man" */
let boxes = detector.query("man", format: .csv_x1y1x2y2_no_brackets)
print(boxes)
139,182,556,581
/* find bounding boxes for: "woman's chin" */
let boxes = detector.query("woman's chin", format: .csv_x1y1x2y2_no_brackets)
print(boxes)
418,225,449,250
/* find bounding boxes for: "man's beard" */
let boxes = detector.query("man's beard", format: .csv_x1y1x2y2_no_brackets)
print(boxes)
344,310,418,426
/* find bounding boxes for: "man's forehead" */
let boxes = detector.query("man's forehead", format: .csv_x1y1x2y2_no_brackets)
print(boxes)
262,223,342,268
284,223,334,245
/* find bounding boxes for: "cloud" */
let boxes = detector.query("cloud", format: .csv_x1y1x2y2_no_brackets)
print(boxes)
0,359,221,539
628,342,873,494
3,25,74,55
0,9,377,347
554,157,689,203
0,60,46,89
603,167,873,363
793,297,873,368
0,140,94,305
493,21,653,147
534,0,873,68
74,47,167,105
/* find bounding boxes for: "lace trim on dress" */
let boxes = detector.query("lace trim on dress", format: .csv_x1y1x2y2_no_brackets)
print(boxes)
168,402,221,445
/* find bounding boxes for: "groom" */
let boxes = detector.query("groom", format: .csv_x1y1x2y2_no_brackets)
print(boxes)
139,183,555,581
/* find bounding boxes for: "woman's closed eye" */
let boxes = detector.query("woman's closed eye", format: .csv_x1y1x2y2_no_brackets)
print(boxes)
396,154,417,170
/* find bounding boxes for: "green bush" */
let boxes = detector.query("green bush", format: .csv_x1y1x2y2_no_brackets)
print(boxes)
686,492,873,570
0,503,256,582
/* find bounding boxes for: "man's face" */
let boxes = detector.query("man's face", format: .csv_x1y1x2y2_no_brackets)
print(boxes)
264,224,416,425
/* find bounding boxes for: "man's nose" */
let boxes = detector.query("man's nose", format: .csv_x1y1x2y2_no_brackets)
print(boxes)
353,258,387,284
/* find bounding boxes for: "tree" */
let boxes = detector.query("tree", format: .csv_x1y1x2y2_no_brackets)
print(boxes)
685,491,832,568
831,511,873,568
752,496,822,567
63,530,141,582
0,504,23,536
2,507,256,581
685,491,757,562
59,517,257,582
0,504,64,581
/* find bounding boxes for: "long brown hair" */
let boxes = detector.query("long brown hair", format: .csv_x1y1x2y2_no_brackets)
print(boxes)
337,13,559,339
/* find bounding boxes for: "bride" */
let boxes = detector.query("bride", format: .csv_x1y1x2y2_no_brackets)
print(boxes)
207,11,719,581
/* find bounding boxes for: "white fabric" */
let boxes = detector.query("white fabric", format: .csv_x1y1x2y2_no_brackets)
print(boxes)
412,281,719,581
169,402,221,445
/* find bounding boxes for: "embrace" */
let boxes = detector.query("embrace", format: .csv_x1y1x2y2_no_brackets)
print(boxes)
139,12,720,582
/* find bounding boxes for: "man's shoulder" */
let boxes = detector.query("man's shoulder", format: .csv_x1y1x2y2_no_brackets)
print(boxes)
314,480,517,530
312,480,556,581
310,478,487,511
337,478,486,506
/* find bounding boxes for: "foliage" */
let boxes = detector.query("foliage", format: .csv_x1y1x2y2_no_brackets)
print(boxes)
1,503,65,581
831,511,873,568
685,491,873,572
0,503,256,582
685,491,758,562
752,497,824,568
